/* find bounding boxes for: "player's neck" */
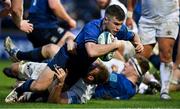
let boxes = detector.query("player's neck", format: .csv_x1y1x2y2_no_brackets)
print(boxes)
126,74,138,85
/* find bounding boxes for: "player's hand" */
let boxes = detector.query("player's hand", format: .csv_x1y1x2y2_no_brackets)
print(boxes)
126,17,134,29
19,20,33,33
54,68,66,84
67,18,76,29
67,39,77,55
134,42,144,53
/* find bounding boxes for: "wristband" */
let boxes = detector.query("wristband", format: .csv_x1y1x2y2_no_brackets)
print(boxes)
127,11,133,18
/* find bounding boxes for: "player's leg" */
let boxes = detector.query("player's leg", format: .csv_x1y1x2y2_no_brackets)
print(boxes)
157,20,178,100
158,38,175,100
4,36,60,62
41,44,60,59
5,46,69,103
170,32,180,91
56,31,75,48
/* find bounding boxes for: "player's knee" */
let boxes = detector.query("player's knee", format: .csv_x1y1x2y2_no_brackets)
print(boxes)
43,44,59,58
159,51,172,62
31,81,48,91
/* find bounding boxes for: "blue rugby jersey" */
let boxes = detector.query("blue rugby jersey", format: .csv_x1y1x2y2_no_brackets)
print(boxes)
48,18,136,87
28,0,58,28
94,72,136,100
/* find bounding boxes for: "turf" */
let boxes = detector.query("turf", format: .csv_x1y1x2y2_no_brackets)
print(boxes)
0,60,180,108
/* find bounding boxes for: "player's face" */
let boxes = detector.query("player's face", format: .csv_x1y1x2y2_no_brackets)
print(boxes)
122,60,137,76
96,0,110,9
105,16,123,35
84,64,101,84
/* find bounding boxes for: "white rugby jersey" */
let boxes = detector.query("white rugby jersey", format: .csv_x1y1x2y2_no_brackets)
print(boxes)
69,79,96,103
141,0,179,22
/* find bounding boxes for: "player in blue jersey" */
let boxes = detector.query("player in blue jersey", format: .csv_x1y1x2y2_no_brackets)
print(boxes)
27,0,76,48
93,55,149,100
4,5,144,103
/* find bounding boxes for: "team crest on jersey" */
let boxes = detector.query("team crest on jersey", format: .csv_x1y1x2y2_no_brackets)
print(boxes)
109,73,117,82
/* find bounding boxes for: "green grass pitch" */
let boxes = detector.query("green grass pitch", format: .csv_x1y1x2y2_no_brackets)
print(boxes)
0,60,180,108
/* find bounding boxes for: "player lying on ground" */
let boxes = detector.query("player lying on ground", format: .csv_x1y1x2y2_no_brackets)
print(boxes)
4,5,144,103
4,36,161,95
4,54,149,103
4,60,109,104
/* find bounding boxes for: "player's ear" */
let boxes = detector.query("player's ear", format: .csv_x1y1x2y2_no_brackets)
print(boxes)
104,16,109,23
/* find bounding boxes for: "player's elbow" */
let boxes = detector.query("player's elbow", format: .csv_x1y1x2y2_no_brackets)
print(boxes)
87,50,98,58
85,42,99,58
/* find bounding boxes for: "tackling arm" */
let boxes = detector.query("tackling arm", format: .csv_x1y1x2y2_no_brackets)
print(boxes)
85,40,122,58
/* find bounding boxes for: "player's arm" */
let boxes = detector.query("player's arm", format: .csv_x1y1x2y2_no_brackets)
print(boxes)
48,68,66,103
11,0,33,33
131,33,144,53
0,0,11,17
48,0,76,29
126,0,136,29
85,41,122,58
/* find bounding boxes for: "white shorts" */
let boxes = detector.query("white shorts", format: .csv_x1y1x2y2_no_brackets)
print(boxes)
138,17,179,45
18,61,47,80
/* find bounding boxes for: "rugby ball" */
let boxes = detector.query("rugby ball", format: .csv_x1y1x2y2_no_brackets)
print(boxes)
98,31,114,61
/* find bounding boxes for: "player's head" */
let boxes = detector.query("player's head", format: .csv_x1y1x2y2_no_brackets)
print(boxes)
103,5,125,35
96,0,110,9
84,61,109,85
124,54,149,80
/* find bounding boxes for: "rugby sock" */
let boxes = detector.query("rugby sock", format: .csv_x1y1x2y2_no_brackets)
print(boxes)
16,48,45,62
15,79,34,97
149,54,160,70
160,62,173,94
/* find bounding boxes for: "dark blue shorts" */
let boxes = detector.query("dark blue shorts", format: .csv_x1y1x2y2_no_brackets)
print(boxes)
27,26,66,48
47,45,69,71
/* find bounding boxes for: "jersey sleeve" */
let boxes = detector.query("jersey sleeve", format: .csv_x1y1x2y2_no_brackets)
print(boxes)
115,24,135,41
83,22,100,44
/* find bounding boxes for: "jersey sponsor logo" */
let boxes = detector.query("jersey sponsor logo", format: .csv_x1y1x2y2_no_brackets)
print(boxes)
57,27,65,34
50,36,58,43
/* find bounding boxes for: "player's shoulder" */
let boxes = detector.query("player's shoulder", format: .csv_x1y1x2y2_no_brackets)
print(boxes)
86,18,102,28
83,19,102,35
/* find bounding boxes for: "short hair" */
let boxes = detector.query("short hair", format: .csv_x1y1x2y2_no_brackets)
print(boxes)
129,54,150,85
105,4,125,21
135,54,150,76
88,62,109,84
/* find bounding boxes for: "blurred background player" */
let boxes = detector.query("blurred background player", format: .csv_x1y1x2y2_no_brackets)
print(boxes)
26,0,76,48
